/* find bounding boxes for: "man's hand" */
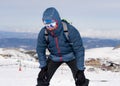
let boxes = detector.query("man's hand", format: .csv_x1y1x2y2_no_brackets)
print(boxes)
38,66,48,81
75,70,86,86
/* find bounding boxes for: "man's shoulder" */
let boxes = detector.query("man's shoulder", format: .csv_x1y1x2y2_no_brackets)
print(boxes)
67,23,78,33
39,27,46,33
38,27,46,38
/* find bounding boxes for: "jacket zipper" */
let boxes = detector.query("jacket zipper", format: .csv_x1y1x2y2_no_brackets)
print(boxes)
54,37,62,61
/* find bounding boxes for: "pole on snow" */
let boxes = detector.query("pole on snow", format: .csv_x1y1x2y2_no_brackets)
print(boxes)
19,60,22,71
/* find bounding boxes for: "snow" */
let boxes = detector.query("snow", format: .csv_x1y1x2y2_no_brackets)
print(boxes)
0,48,35,61
0,47,120,86
85,47,120,64
0,65,120,86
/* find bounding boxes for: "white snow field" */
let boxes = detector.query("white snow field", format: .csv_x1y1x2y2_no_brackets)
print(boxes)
0,47,120,86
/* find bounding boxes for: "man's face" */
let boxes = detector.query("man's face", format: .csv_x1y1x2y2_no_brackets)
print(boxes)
43,20,58,31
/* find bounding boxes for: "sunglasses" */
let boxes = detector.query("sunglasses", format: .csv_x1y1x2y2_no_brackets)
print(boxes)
43,20,57,29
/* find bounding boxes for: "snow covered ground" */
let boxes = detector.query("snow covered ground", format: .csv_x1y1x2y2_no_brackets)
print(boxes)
0,65,120,86
0,47,120,86
85,47,120,64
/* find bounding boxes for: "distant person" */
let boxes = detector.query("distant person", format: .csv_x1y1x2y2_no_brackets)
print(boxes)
36,7,89,86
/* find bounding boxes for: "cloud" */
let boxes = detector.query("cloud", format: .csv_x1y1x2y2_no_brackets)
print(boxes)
0,0,120,40
80,29,120,39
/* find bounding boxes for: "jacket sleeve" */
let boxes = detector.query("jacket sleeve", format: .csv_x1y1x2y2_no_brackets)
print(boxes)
69,25,85,70
36,28,47,68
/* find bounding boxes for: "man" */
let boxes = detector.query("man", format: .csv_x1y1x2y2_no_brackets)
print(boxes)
36,7,88,86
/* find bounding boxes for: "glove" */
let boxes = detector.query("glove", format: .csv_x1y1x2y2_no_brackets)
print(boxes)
38,66,48,81
75,70,86,86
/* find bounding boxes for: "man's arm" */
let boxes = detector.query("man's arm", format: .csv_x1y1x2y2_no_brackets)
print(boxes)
36,28,47,68
69,25,85,70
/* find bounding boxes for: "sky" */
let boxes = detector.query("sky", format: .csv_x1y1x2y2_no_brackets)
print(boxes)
0,0,120,39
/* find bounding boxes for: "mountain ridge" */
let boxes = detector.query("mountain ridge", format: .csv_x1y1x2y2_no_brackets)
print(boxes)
0,31,120,50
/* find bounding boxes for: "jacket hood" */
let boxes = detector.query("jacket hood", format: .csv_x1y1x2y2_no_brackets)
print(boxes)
42,7,61,24
42,7,63,36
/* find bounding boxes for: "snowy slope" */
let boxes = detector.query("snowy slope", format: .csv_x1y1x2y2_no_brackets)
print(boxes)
85,47,120,64
0,47,120,86
0,48,38,68
0,48,34,60
0,65,120,86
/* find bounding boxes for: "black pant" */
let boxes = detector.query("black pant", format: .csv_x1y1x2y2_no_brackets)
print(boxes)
37,59,79,86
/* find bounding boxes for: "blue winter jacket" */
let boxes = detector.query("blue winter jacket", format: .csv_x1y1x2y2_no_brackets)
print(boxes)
36,7,85,70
